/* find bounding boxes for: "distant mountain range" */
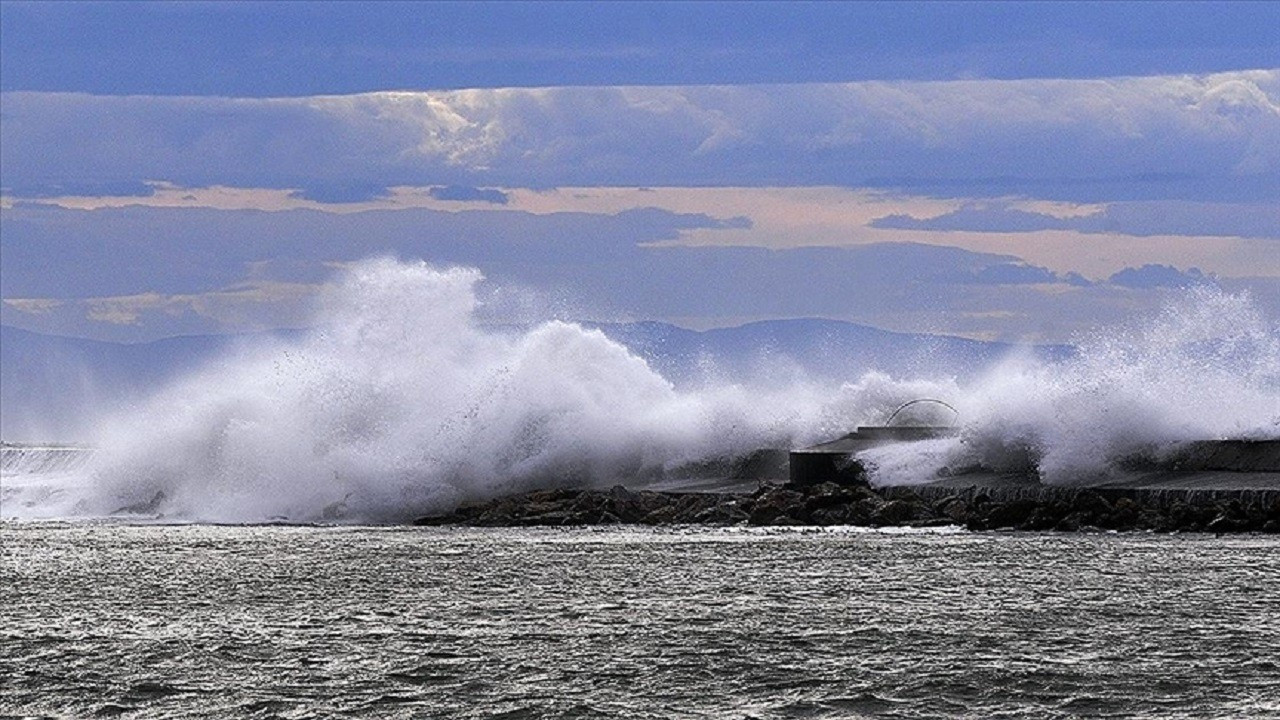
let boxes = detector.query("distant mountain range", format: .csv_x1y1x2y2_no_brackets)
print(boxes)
0,321,1071,442
584,319,1070,386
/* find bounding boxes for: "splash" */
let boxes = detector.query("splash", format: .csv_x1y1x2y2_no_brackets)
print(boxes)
860,286,1280,486
4,260,945,522
5,262,1276,521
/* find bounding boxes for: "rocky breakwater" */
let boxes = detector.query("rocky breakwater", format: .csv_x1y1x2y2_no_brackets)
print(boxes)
413,481,1280,533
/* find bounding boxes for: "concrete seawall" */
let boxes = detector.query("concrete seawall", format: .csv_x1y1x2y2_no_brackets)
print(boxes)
0,444,94,475
882,481,1280,515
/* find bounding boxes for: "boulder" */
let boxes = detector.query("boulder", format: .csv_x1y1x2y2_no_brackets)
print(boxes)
749,488,805,525
979,498,1041,530
938,498,970,523
693,501,749,525
803,482,856,512
1071,491,1113,516
810,506,855,525
872,499,917,526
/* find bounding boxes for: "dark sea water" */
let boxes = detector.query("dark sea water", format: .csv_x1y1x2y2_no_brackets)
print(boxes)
2,523,1278,719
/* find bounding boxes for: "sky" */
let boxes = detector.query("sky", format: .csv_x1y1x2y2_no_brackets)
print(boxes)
1,1,1278,343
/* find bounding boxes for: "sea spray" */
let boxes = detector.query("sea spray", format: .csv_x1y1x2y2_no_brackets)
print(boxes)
4,261,1276,520
860,286,1280,486
8,260,944,522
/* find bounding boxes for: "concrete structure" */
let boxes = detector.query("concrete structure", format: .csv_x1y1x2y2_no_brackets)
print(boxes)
788,426,957,486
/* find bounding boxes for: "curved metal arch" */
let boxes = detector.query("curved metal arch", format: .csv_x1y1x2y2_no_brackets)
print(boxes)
885,398,958,427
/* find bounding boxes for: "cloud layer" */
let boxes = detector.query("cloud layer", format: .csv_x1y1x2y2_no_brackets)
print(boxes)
872,200,1280,239
5,202,1268,345
4,71,1277,201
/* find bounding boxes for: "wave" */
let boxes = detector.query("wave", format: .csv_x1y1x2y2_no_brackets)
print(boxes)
3,260,1276,522
860,286,1280,486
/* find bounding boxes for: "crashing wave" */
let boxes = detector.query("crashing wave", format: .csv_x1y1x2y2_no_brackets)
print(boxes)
3,261,1276,522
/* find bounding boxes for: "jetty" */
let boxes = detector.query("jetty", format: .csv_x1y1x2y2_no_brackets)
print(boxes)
416,432,1280,533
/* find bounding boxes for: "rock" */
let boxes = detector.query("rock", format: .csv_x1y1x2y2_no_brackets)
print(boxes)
521,500,570,517
1055,512,1088,532
595,511,623,525
1136,510,1165,530
1071,491,1113,516
749,488,805,525
640,505,681,525
408,479,1276,535
938,498,970,523
672,493,720,522
604,485,656,522
1019,505,1061,531
522,510,573,526
1162,501,1205,532
853,496,884,521
1101,496,1141,530
872,499,917,526
1206,513,1247,534
525,488,581,504
693,502,749,525
890,489,924,505
1113,497,1140,514
980,498,1041,530
803,482,855,512
810,506,854,525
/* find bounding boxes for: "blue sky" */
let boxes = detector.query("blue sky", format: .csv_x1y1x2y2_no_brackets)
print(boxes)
4,2,1278,93
1,2,1277,343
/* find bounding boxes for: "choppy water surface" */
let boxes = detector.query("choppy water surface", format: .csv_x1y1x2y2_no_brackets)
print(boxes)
2,524,1278,719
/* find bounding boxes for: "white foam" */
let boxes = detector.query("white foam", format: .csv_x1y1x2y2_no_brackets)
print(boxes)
6,260,943,522
860,287,1280,486
5,262,1275,521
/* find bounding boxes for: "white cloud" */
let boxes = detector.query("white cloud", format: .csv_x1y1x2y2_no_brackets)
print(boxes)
3,71,1276,198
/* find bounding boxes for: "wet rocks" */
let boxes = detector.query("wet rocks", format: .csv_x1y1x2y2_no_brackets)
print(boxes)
412,482,1280,534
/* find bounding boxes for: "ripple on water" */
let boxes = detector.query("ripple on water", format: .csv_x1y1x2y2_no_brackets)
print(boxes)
1,523,1278,719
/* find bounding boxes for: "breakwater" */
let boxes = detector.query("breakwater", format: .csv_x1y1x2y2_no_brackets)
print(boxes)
0,444,94,475
415,479,1280,533
416,436,1280,533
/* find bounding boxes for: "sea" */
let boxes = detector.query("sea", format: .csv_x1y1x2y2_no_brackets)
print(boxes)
3,263,1279,717
3,522,1278,719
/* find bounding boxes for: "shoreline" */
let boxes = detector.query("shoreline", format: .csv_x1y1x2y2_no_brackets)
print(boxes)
414,481,1280,534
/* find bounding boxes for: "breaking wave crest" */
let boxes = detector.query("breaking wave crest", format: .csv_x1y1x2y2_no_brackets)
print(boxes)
860,286,1280,486
4,260,932,522
4,260,1277,522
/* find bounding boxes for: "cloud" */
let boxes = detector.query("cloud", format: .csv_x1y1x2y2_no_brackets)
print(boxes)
3,70,1277,201
3,283,322,340
873,205,1076,233
290,182,393,204
1107,264,1212,289
427,185,510,204
0,180,159,199
946,262,1092,286
0,203,753,299
10,183,1278,287
3,199,1244,344
2,298,63,315
872,200,1280,239
5,2,1280,97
